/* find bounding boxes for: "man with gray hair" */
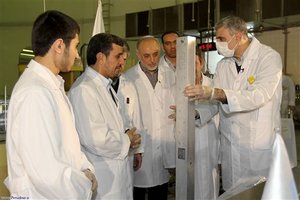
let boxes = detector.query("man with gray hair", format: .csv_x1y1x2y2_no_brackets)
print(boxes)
184,16,282,190
125,36,175,200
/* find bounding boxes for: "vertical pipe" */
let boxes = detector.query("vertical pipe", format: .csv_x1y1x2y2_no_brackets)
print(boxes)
215,0,220,23
176,36,196,200
283,27,288,74
43,0,46,12
4,85,7,132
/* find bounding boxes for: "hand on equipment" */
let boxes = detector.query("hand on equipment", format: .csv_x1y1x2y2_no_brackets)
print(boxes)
168,105,176,121
126,127,141,149
184,84,214,101
83,169,98,194
133,153,143,171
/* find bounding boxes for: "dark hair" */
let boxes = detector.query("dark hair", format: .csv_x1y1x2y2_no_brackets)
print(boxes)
123,39,130,53
32,10,80,56
87,33,124,66
160,31,180,43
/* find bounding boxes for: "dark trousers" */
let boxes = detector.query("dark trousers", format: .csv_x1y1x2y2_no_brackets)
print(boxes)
133,182,169,200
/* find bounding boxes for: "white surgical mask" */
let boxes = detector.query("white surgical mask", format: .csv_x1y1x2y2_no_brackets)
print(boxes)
216,35,238,57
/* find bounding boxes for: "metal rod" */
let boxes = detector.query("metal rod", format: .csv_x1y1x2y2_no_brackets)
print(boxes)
175,36,196,200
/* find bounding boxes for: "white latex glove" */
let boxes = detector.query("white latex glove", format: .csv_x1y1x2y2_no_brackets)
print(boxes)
184,84,213,101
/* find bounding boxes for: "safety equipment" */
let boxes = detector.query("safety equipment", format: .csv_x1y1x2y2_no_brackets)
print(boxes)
184,85,213,101
216,35,237,57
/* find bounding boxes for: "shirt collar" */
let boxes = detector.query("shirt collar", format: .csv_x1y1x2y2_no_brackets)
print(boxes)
164,56,176,71
29,59,65,91
86,66,112,90
233,38,252,66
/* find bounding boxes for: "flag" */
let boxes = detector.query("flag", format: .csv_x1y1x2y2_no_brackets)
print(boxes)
92,0,105,36
261,133,299,200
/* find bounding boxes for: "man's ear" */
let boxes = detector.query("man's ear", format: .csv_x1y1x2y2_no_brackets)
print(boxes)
236,32,243,41
96,52,105,65
52,38,65,54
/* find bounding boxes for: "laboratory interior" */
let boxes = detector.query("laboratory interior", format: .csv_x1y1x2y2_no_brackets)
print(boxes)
0,0,300,199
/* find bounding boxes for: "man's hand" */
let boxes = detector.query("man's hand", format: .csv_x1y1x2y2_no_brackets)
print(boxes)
167,168,176,176
184,84,213,101
83,169,97,195
133,153,143,171
126,127,141,149
168,105,176,121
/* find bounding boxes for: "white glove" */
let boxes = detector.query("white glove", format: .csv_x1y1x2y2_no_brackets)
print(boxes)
184,84,213,101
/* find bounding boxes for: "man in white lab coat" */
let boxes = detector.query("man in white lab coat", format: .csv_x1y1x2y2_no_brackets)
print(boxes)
281,74,296,118
194,49,220,199
111,41,144,181
5,10,97,199
184,16,282,191
159,31,180,72
68,33,141,200
125,36,175,200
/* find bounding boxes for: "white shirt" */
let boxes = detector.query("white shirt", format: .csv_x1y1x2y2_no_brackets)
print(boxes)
116,75,145,184
68,66,132,199
5,59,93,199
194,75,220,200
125,63,176,187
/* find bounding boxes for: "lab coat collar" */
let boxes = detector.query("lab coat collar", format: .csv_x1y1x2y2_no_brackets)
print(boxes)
28,59,65,91
85,66,112,91
163,55,176,72
233,38,252,66
244,37,260,60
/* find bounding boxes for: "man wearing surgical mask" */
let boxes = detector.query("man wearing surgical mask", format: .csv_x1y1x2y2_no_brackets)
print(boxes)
184,16,282,191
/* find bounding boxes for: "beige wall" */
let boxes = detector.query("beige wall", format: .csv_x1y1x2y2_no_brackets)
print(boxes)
0,0,299,96
0,143,9,196
110,0,300,84
255,27,300,84
0,0,98,95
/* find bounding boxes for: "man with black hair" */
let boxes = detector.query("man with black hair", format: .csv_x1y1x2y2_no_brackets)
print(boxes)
5,10,97,199
68,33,141,199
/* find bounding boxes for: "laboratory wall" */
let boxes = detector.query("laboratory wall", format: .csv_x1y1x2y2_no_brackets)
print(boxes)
1,0,299,96
0,0,98,96
255,27,300,84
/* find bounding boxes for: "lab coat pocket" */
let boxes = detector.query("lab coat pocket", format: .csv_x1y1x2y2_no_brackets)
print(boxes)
251,120,273,150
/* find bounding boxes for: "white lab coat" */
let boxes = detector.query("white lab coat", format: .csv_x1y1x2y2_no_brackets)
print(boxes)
213,37,282,190
124,62,176,187
5,60,93,199
194,75,220,200
116,75,145,183
68,67,132,199
159,55,176,73
281,74,295,118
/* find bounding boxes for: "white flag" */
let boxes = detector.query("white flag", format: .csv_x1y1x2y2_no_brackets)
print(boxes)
92,0,105,36
261,133,299,200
